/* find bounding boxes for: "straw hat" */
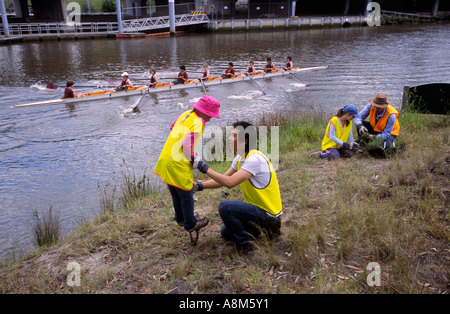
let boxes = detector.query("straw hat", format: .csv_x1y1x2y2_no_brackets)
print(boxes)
369,93,391,108
193,95,221,119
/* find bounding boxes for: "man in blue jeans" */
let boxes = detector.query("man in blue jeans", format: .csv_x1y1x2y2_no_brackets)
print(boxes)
192,121,283,252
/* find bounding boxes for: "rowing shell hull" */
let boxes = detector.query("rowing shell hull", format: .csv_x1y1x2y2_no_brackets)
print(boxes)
13,66,327,108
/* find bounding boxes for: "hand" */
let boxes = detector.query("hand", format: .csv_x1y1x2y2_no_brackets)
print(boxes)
191,156,209,174
350,142,360,150
359,125,368,134
193,181,204,192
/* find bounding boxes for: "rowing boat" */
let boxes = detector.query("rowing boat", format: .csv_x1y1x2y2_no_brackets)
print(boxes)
12,66,327,108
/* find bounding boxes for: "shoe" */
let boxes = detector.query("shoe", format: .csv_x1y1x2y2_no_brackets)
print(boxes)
186,216,209,233
186,216,209,246
238,241,258,254
308,151,321,158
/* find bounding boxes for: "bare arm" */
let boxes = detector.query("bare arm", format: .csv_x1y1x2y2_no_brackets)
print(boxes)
204,167,253,189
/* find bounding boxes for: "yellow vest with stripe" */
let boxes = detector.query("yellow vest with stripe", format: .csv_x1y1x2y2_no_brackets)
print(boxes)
237,150,282,216
154,110,204,190
321,116,352,151
369,105,400,136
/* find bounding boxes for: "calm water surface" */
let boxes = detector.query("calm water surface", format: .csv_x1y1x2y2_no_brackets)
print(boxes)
1,22,449,257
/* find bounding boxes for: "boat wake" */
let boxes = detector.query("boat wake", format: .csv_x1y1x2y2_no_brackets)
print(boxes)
228,90,262,100
118,105,139,118
284,82,309,93
30,84,59,92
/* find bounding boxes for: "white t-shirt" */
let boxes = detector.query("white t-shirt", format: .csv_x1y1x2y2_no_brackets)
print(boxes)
231,153,271,189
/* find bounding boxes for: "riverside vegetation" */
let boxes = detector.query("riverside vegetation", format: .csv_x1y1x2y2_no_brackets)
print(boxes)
0,109,448,294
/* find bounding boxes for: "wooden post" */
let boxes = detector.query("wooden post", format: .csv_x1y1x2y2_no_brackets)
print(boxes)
401,86,410,111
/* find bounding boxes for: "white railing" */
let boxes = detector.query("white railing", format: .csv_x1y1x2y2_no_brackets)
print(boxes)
0,22,119,36
122,13,209,32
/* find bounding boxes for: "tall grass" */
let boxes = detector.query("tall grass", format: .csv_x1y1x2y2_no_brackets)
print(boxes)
30,207,61,248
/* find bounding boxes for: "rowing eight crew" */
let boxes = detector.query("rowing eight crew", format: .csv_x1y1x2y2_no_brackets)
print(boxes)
62,56,295,99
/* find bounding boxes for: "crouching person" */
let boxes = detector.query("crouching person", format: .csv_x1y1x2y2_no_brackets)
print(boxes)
192,121,282,253
309,105,360,159
355,93,400,148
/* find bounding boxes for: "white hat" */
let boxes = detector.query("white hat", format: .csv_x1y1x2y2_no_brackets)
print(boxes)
121,72,129,77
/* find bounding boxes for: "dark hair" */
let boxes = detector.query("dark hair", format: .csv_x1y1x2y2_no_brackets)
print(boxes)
287,56,292,61
180,65,186,71
267,58,271,62
335,107,350,126
233,121,258,155
66,81,74,87
228,62,234,67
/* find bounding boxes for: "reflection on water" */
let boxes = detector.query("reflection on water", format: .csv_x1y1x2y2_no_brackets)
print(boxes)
0,23,449,257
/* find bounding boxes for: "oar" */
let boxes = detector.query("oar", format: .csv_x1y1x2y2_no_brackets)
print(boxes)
288,70,308,85
131,84,151,111
199,79,207,95
245,73,265,94
45,83,115,90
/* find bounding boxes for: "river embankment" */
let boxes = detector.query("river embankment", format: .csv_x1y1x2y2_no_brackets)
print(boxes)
0,110,448,294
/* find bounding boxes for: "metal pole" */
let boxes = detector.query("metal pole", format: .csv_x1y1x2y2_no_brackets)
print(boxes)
116,0,123,32
0,0,11,36
169,0,175,35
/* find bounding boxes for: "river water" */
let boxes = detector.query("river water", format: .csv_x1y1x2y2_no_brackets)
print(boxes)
0,22,449,258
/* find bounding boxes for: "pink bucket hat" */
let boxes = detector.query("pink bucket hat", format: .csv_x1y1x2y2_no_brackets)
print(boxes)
193,95,221,119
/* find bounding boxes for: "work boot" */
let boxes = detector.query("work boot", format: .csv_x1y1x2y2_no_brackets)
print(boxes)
186,216,209,245
308,151,321,158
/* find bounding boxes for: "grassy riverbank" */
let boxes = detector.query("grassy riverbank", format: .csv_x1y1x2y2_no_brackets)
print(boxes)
0,110,448,294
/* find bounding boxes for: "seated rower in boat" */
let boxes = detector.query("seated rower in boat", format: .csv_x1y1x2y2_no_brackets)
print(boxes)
62,81,85,99
263,58,276,73
169,65,189,86
244,60,263,77
149,68,159,87
283,56,293,71
191,64,211,84
221,62,235,79
115,72,133,91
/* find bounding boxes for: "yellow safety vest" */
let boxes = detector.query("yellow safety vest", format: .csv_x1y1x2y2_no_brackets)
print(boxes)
237,150,282,216
321,116,352,151
154,110,204,190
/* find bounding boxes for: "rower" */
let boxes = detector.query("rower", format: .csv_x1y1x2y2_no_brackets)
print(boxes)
62,81,84,99
283,56,293,71
221,62,235,79
245,60,257,75
263,58,276,73
149,68,159,88
169,65,188,86
116,72,133,91
192,64,210,84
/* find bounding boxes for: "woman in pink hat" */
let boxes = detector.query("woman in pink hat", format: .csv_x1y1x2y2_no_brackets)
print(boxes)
154,95,220,245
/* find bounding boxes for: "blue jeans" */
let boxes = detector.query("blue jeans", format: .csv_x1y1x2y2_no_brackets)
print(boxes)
167,184,196,230
219,200,280,249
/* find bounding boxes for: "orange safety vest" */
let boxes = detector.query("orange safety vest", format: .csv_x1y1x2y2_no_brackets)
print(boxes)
369,105,400,136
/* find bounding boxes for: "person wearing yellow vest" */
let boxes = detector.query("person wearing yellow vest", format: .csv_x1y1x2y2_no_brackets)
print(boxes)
309,105,360,159
355,93,400,148
191,121,282,252
153,95,221,242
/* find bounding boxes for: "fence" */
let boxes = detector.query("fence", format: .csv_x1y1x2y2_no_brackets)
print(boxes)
0,22,118,36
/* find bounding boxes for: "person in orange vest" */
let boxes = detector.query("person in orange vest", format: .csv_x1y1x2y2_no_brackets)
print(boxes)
355,93,400,148
309,105,360,159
